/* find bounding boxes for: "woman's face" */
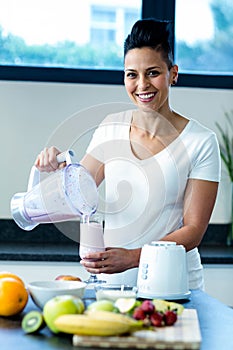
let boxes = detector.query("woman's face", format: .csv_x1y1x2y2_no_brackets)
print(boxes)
124,47,177,113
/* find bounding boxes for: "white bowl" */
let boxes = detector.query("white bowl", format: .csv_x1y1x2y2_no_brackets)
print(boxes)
27,280,87,309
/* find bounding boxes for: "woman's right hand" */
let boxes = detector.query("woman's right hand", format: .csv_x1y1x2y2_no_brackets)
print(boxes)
34,146,65,172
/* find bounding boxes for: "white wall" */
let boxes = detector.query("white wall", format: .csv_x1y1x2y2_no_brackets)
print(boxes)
0,261,90,284
1,80,233,220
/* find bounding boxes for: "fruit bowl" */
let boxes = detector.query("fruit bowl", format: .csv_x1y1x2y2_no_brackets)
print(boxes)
27,280,86,309
95,284,137,302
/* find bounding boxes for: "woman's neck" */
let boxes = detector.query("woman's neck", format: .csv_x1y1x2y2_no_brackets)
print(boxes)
129,109,189,160
131,108,178,139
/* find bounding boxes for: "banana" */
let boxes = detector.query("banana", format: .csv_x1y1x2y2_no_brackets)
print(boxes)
54,313,132,336
85,310,137,324
85,310,143,330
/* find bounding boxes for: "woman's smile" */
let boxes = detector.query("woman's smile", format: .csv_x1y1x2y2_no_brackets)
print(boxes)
136,92,157,102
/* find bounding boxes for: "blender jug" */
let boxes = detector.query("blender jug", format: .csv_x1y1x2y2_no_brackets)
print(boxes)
11,150,98,231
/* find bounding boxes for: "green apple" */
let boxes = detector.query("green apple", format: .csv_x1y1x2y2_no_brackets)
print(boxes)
43,295,84,333
73,296,85,314
114,298,137,313
87,299,115,312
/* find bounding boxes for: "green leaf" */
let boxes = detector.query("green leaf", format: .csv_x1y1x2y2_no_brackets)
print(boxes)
215,110,233,182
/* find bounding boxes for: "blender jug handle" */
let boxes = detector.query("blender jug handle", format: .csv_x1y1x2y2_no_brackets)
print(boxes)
27,149,75,191
57,149,74,165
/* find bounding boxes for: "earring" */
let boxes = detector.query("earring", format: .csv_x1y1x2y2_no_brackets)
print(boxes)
172,80,176,85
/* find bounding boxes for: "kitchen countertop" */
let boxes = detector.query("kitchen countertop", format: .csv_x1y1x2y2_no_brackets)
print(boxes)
0,289,233,350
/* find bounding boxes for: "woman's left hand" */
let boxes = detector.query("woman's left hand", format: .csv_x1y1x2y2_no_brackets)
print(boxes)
80,247,140,275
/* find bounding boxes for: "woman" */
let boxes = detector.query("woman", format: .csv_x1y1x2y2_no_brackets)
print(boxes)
35,19,221,289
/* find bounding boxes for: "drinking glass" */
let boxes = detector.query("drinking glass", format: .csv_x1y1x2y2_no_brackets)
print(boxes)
79,214,106,285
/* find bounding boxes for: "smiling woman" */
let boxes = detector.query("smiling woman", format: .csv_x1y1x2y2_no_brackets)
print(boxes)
33,19,221,291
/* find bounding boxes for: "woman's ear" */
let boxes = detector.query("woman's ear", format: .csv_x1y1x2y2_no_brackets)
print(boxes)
170,64,178,85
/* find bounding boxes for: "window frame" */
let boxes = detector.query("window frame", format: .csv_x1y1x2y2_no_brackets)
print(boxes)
0,0,232,89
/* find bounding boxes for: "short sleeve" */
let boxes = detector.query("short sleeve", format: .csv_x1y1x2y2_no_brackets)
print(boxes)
189,133,221,182
86,110,133,163
86,122,106,162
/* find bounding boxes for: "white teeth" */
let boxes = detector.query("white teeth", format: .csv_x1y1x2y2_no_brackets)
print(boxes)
138,93,155,99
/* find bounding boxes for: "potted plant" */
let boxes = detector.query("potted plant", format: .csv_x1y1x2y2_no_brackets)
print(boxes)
215,110,233,245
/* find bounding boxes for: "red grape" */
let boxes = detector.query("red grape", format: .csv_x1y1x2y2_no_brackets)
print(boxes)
150,311,164,327
141,300,155,314
132,307,146,320
164,310,177,326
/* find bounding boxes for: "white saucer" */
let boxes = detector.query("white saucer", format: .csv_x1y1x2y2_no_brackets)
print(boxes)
137,290,191,301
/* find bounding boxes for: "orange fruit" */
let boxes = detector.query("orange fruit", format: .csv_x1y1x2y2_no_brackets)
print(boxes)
0,277,28,316
0,271,25,286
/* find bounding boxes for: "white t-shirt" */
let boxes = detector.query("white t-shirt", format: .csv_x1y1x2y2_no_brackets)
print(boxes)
86,110,221,289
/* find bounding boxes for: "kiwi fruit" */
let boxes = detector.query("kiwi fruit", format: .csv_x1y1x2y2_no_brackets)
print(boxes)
21,310,46,334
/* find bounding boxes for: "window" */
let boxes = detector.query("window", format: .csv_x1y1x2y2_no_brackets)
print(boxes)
90,6,117,48
175,0,233,75
0,0,232,88
0,0,141,73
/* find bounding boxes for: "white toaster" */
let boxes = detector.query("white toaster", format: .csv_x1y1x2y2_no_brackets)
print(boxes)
137,241,190,300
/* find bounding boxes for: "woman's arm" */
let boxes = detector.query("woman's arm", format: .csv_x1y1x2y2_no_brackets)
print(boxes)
80,247,141,275
161,178,219,251
80,153,104,187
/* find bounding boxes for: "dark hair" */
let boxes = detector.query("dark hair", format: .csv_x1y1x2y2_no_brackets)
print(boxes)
124,19,174,69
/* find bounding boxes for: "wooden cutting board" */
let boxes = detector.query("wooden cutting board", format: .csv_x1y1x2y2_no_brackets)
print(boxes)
73,309,201,349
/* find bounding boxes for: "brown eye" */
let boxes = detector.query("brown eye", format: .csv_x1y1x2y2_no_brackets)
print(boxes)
126,72,137,78
148,70,160,77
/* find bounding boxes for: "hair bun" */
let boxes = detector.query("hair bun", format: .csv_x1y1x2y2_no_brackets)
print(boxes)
132,19,173,47
124,18,174,68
